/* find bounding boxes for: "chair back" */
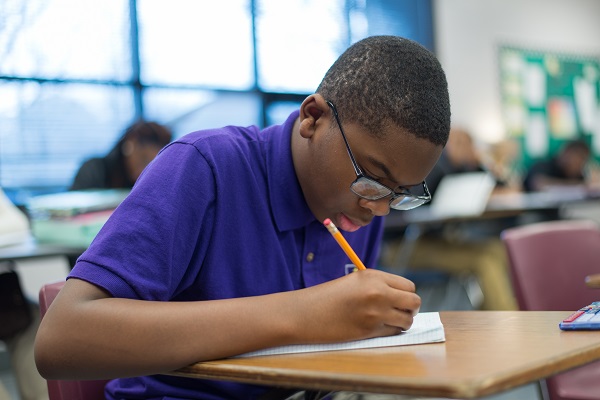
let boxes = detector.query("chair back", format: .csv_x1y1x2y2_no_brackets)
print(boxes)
39,281,109,400
501,219,600,400
502,219,600,311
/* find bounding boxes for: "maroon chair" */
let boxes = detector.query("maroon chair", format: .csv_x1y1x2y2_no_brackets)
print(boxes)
502,219,600,400
39,281,109,400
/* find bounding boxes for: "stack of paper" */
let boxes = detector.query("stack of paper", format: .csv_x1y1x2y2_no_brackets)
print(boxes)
0,188,31,247
26,189,130,248
27,189,130,219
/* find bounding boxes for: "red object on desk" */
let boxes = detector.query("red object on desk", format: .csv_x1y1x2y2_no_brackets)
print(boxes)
562,310,585,323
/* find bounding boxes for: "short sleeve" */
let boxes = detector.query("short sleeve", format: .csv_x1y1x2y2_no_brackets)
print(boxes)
70,142,216,301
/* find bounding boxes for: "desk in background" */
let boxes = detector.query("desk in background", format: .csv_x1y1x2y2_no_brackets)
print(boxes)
381,190,574,268
172,311,600,399
0,238,85,302
0,238,84,263
384,190,600,231
380,191,600,311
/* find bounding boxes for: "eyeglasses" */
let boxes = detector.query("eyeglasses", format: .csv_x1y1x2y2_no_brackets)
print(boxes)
326,100,431,211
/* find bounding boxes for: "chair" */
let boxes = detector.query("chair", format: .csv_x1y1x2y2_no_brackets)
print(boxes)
39,281,109,400
501,219,600,400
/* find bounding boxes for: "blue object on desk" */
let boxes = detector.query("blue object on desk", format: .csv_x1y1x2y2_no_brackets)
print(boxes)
559,301,600,330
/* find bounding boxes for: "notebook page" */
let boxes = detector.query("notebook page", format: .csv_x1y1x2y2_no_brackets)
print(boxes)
236,312,445,358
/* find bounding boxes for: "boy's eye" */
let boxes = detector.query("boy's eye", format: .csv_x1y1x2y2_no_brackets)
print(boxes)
364,169,383,182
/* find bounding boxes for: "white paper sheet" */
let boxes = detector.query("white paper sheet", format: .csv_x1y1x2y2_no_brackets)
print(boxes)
236,312,445,358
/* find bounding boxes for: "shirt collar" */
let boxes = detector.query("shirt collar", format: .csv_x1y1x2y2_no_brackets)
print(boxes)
265,110,315,232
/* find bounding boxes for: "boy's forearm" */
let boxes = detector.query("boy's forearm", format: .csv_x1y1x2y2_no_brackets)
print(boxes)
35,280,305,380
35,270,419,380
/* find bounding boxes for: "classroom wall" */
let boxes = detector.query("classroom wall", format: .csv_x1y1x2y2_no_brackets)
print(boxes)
433,0,600,144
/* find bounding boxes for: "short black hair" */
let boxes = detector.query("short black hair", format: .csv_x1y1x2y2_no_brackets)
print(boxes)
316,35,451,147
122,120,172,148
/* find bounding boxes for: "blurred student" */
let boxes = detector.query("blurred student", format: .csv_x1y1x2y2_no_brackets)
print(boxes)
483,138,523,193
70,120,172,190
426,128,521,196
523,139,591,192
424,127,485,196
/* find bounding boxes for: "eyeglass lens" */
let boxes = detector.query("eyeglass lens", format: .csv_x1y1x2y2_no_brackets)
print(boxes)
350,177,429,210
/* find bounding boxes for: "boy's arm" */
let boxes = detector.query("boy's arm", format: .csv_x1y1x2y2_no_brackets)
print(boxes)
35,269,419,380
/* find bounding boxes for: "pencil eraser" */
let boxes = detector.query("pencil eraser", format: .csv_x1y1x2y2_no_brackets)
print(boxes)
323,218,332,226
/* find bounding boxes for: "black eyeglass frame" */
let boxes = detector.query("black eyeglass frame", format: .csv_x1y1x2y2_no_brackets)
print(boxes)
326,100,432,211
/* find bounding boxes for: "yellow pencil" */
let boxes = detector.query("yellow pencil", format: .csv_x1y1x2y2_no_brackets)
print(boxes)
323,218,367,270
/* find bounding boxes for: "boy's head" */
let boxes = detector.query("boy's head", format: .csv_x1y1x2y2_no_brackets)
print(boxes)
295,35,450,230
316,35,450,146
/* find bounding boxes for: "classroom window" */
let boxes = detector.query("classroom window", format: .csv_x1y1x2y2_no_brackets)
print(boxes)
0,0,433,204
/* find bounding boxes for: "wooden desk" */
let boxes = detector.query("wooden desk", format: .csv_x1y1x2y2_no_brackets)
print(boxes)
172,311,600,398
381,191,600,275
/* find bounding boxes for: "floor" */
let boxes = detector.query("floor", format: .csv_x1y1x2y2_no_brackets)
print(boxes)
0,344,19,400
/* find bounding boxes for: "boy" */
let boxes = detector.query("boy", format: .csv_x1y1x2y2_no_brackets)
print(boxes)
35,35,450,399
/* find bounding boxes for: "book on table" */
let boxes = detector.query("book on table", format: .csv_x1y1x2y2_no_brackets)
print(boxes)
26,189,130,248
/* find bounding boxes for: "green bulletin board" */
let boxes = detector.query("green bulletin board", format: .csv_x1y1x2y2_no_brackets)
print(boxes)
499,46,600,169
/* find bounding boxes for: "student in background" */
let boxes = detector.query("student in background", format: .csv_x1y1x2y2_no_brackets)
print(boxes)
69,120,172,190
523,139,591,192
426,127,521,196
483,138,524,193
424,127,484,196
35,36,451,400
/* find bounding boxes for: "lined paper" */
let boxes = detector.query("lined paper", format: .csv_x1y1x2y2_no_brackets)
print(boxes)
237,312,445,358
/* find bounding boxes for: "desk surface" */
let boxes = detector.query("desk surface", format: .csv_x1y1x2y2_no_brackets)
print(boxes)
384,190,600,229
172,311,600,398
0,238,84,262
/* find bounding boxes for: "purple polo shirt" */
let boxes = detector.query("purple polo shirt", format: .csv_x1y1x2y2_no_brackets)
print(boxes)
69,111,384,399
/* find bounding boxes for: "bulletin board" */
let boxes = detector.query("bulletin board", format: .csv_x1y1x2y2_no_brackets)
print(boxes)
498,45,600,168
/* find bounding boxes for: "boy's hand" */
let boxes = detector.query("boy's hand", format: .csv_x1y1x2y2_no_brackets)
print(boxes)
293,269,421,343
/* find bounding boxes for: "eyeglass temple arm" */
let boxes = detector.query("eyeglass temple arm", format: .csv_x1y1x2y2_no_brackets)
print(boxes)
326,101,363,177
423,180,431,197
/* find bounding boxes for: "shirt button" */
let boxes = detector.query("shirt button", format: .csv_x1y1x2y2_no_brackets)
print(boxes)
306,252,315,262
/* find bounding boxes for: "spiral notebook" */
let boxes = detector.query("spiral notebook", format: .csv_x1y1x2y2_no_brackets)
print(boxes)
236,312,445,358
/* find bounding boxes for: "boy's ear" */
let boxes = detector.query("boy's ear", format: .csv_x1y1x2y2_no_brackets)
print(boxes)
299,94,328,139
